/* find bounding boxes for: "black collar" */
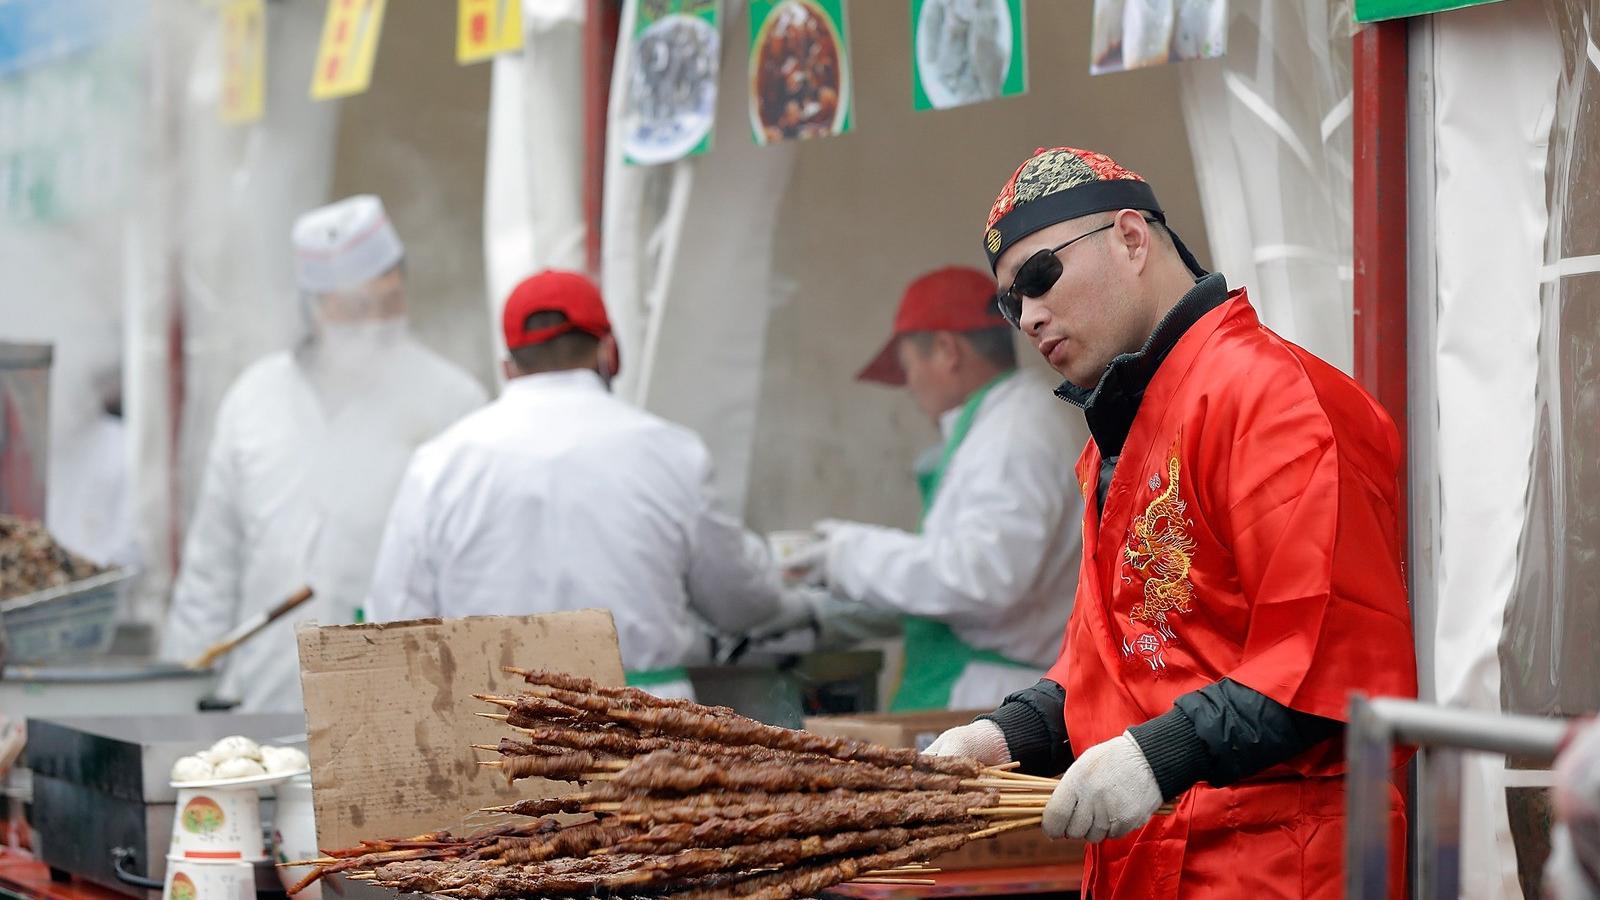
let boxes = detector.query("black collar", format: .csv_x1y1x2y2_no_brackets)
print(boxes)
1054,273,1230,458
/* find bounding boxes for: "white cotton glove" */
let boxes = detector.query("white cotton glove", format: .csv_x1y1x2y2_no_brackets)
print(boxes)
923,719,1012,766
1043,731,1164,843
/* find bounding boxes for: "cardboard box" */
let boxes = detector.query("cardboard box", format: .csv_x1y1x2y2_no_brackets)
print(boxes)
805,712,1084,871
298,611,625,849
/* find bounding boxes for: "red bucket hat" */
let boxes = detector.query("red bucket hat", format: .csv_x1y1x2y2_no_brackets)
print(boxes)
857,266,1009,385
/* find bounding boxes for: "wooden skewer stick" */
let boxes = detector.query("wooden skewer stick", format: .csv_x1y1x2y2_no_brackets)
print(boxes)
988,761,1023,771
475,712,511,722
478,760,503,769
474,695,517,709
276,857,336,868
850,878,938,885
969,806,1051,816
585,802,624,813
862,868,941,876
985,770,1061,785
969,815,1044,840
470,744,500,752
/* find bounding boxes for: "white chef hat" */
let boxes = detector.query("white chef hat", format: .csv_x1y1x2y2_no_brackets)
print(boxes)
292,195,405,294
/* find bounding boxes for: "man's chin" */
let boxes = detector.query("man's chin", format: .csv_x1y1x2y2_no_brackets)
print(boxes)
1051,364,1100,390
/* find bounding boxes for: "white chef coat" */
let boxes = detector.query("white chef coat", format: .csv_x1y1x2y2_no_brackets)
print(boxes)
822,370,1087,710
365,368,787,678
160,338,486,714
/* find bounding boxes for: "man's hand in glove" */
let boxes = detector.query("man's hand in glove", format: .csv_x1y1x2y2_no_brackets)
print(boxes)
780,520,847,587
1043,731,1163,842
923,720,1011,767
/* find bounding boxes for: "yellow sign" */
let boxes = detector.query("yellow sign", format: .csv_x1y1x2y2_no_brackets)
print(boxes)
220,0,266,124
310,0,388,100
457,0,523,65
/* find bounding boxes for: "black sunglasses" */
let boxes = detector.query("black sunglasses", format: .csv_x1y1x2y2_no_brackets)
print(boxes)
995,218,1155,328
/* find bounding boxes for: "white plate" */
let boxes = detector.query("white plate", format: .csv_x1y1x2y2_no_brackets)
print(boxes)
915,0,1013,110
171,768,309,790
623,14,720,165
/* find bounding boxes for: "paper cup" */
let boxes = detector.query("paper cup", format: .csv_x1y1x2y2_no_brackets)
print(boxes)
163,856,255,900
768,530,820,566
170,785,266,861
272,777,321,900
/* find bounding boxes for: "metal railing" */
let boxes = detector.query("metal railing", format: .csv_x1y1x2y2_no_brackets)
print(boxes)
1345,695,1571,900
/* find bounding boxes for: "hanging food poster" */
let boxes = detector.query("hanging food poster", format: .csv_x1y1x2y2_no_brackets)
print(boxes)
748,0,853,145
624,0,721,166
1090,0,1227,76
911,0,1025,111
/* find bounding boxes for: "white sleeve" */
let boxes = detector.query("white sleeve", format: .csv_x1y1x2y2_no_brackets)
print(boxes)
825,435,1078,620
160,413,245,662
365,453,440,622
681,449,786,635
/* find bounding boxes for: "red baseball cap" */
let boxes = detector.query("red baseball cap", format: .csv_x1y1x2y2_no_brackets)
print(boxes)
856,266,1008,384
501,270,618,370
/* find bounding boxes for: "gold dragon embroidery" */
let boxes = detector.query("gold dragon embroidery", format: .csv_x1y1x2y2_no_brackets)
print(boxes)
1124,451,1197,640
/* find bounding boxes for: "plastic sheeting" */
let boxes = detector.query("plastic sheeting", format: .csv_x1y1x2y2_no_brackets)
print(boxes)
483,0,588,360
1177,0,1356,372
603,0,797,512
1425,2,1559,897
1502,0,1600,723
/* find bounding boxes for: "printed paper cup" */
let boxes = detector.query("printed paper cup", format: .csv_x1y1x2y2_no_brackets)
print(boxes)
767,530,820,566
163,856,255,900
272,776,321,900
169,786,266,861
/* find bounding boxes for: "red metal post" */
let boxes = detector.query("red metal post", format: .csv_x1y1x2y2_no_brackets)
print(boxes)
583,0,623,276
1353,21,1410,550
1353,21,1413,899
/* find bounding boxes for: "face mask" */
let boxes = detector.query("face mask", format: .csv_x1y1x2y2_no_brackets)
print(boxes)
312,317,408,373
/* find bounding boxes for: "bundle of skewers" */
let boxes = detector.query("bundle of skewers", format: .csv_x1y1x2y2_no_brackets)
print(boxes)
284,668,1065,900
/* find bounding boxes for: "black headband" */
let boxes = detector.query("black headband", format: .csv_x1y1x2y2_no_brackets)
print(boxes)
983,178,1208,279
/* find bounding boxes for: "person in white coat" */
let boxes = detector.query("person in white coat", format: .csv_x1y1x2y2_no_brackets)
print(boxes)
366,270,807,700
161,195,487,714
795,266,1087,712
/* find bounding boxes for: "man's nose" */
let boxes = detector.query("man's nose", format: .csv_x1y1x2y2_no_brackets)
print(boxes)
1020,296,1049,337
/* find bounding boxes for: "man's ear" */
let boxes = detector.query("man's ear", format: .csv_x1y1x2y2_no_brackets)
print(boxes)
934,331,965,371
1115,208,1151,268
599,334,621,380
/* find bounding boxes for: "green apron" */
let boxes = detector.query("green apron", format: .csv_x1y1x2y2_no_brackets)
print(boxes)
626,666,691,689
890,371,1036,712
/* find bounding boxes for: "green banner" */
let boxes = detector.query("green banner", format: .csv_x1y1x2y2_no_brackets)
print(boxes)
911,0,1025,111
622,0,720,166
1355,0,1505,22
748,0,853,144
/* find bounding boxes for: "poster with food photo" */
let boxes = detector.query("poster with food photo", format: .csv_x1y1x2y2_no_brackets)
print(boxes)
911,0,1026,112
624,0,722,166
748,0,853,145
1090,0,1228,76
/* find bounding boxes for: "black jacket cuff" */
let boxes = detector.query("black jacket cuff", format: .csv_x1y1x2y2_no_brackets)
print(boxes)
978,678,1071,776
1127,706,1209,801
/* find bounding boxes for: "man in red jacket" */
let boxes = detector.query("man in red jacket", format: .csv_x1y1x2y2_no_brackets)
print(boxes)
924,147,1417,898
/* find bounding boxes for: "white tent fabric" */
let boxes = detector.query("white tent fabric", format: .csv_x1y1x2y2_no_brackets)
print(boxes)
1177,0,1356,372
482,0,588,361
602,0,796,512
1425,2,1559,896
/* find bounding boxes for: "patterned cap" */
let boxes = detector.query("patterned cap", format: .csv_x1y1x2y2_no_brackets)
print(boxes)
982,147,1204,277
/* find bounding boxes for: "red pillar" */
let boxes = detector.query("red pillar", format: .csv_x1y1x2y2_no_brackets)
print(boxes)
1353,21,1410,552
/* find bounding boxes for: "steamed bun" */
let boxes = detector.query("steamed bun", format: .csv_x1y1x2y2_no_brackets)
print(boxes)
209,735,262,762
214,757,268,779
261,746,310,774
171,755,216,783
